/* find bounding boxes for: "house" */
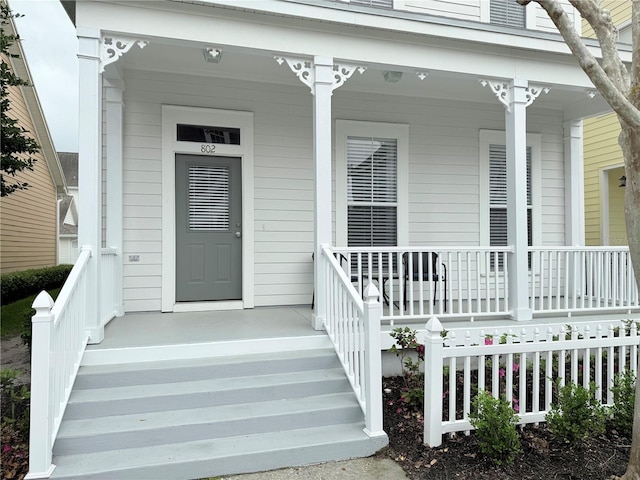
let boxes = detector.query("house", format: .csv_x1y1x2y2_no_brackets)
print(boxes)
0,9,66,274
26,1,639,479
57,152,78,264
583,0,631,247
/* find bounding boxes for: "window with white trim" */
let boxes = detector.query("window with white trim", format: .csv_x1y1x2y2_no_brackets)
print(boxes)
347,137,397,247
479,130,542,268
490,0,526,28
489,144,532,267
336,121,408,248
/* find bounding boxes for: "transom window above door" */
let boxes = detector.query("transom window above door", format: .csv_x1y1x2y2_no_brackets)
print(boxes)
177,124,240,144
336,120,409,248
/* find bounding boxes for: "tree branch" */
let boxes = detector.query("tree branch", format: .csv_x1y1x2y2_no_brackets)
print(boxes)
523,0,640,129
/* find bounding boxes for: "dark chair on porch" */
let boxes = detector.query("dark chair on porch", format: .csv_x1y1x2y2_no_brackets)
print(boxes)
311,251,354,310
402,252,447,311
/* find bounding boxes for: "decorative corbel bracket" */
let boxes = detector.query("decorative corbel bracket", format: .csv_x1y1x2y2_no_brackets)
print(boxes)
332,64,367,91
101,36,149,73
275,56,366,94
480,79,550,111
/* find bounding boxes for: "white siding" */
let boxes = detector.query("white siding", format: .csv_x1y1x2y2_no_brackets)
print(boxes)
533,0,576,33
121,70,565,312
398,0,481,22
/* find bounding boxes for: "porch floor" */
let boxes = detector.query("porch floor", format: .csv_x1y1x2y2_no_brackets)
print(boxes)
88,306,319,350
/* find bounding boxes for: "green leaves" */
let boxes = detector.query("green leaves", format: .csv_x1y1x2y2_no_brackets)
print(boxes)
0,3,40,197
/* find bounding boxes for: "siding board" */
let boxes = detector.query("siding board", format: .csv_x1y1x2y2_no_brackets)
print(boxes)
121,71,565,311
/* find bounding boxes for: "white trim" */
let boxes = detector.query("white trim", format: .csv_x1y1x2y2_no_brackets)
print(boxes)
479,130,542,246
599,162,625,246
172,300,244,313
335,120,409,247
161,106,254,312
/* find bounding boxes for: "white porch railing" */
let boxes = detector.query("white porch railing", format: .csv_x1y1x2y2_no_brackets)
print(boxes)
529,246,639,315
26,248,92,479
99,247,118,327
423,317,639,447
321,245,385,438
330,246,513,322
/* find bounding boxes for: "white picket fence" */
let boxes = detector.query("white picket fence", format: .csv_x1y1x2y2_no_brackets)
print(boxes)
322,246,385,437
27,247,92,478
423,317,640,447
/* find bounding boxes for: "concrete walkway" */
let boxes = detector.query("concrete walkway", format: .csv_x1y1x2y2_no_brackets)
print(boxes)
223,456,409,480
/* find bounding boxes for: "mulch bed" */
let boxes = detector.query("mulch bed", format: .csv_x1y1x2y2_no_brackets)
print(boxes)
383,376,631,480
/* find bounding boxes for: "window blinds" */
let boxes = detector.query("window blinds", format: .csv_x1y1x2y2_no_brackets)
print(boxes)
490,0,526,28
347,137,397,246
489,144,532,266
188,165,230,231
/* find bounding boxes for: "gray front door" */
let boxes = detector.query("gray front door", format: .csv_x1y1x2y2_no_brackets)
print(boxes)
175,154,242,302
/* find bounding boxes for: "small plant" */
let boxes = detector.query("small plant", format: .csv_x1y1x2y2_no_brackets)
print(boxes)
469,390,522,465
0,368,30,433
389,327,424,410
610,370,636,436
546,380,606,442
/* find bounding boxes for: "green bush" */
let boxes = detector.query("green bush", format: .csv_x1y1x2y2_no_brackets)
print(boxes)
546,380,607,442
610,370,636,436
389,327,425,410
1,264,72,306
469,390,522,465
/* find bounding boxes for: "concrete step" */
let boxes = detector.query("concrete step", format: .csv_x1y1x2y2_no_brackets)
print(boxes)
74,348,341,389
52,347,388,479
55,392,362,455
50,423,388,480
64,367,351,419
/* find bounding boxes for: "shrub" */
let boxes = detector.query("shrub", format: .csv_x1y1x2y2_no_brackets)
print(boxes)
389,327,424,410
546,380,607,442
610,370,636,436
1,264,72,306
469,390,522,465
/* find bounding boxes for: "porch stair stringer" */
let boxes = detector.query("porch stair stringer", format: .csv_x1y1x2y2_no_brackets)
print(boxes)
50,348,388,479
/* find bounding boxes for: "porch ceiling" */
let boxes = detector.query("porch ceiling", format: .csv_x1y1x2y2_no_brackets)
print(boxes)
118,41,610,119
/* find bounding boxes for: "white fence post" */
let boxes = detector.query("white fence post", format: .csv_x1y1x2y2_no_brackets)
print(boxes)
25,292,56,479
363,283,385,437
424,316,444,447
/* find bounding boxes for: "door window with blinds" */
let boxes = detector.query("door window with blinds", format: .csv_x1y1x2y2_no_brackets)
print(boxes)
347,137,397,247
188,164,230,231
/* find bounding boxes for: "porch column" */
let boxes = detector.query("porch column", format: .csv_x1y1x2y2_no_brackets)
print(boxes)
563,120,585,308
312,56,334,330
563,120,585,246
506,79,533,321
78,27,104,343
105,79,125,318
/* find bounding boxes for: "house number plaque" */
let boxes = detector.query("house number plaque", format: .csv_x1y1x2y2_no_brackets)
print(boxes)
201,144,216,154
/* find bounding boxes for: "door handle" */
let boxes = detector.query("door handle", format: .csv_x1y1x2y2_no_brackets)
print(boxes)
235,231,241,238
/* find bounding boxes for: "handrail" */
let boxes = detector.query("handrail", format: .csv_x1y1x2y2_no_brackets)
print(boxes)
50,248,91,319
27,247,92,479
322,245,384,438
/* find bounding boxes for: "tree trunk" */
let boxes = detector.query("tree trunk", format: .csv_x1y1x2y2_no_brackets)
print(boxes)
620,124,640,480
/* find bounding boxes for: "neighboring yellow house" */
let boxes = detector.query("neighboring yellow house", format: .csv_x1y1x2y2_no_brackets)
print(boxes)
583,0,630,246
0,11,66,273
